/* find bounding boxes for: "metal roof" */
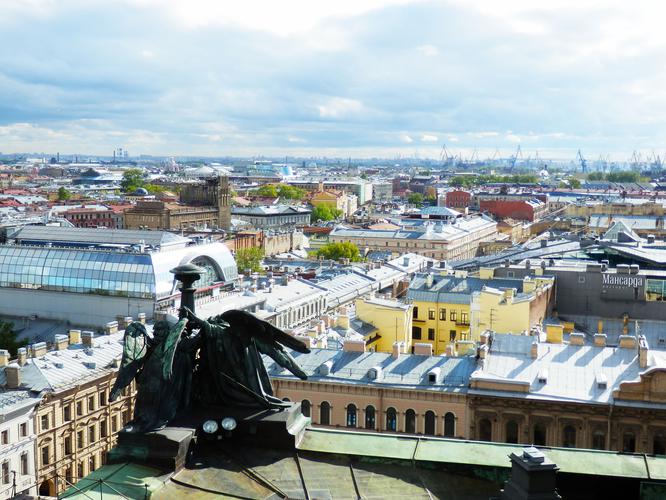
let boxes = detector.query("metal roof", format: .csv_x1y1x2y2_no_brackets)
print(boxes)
12,225,189,247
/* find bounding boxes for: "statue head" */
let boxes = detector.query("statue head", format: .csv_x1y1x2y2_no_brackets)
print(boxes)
152,320,171,343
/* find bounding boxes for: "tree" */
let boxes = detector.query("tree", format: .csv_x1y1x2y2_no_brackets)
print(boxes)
587,172,606,181
311,205,343,222
569,178,581,189
57,186,72,201
253,184,279,198
0,321,27,357
316,242,361,262
277,184,306,199
120,168,146,193
235,247,265,274
607,171,640,183
407,192,424,206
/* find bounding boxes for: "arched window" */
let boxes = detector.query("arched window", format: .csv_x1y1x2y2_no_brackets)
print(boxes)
654,433,666,455
386,407,397,432
346,404,357,428
505,420,519,444
444,412,455,437
562,425,576,448
533,423,547,446
365,405,376,430
592,429,606,450
623,431,636,453
301,400,311,418
479,418,492,442
405,409,416,434
424,411,436,435
320,401,331,425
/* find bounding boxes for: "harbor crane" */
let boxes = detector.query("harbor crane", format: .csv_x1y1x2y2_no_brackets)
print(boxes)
576,149,587,174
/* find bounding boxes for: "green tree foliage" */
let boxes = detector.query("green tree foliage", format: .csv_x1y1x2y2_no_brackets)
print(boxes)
569,178,581,189
587,172,606,181
0,322,27,357
407,192,424,205
253,184,279,197
311,205,343,222
316,242,361,262
120,168,147,193
235,247,265,274
448,174,538,188
57,186,72,201
277,184,306,199
607,171,640,183
145,184,167,195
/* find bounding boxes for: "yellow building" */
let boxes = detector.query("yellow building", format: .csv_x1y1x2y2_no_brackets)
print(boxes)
354,296,413,353
407,271,554,355
310,188,358,218
470,271,555,339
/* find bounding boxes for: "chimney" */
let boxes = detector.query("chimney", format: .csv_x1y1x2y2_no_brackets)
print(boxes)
0,349,9,367
531,341,538,359
503,288,515,302
342,339,366,353
403,256,410,267
413,343,433,356
597,320,603,334
337,314,350,330
16,348,27,366
122,317,133,330
116,315,125,328
138,313,146,324
478,344,489,360
104,321,118,335
619,335,636,349
445,344,456,357
639,336,649,368
153,311,168,323
594,333,607,347
29,342,47,358
54,334,69,351
500,447,560,500
82,331,94,347
569,333,585,346
480,331,492,345
69,329,82,345
5,363,21,389
392,341,402,359
425,273,434,288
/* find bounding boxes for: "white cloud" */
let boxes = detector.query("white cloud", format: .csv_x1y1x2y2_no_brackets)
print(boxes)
506,133,522,143
139,49,154,58
448,136,460,143
317,97,363,119
416,44,439,57
401,134,414,143
421,134,438,142
287,136,306,143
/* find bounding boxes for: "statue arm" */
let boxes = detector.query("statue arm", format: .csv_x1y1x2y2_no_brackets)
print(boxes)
110,322,148,401
255,339,308,380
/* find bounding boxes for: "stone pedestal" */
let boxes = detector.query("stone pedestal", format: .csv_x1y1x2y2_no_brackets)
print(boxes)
108,427,196,472
500,447,561,500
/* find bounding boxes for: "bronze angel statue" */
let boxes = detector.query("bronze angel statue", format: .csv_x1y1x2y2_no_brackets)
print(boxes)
111,309,310,432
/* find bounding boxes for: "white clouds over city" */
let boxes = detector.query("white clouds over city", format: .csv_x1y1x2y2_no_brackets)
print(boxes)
0,0,665,157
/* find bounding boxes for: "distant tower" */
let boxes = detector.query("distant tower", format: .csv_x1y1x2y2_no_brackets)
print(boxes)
217,176,231,231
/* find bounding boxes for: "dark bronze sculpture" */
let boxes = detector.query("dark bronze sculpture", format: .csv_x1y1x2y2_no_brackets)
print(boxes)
110,299,310,431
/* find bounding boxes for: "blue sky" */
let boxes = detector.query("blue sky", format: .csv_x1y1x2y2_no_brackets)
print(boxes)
0,0,665,160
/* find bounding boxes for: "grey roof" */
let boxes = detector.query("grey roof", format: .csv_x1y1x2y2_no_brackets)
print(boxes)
12,225,189,247
231,205,311,216
559,314,666,348
407,274,526,304
265,347,476,389
419,206,461,217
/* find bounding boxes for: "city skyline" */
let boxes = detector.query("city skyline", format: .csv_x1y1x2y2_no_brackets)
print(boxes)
1,0,665,158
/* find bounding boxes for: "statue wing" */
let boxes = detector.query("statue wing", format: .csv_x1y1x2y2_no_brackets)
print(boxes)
110,322,148,401
220,309,310,353
159,318,188,381
255,338,308,380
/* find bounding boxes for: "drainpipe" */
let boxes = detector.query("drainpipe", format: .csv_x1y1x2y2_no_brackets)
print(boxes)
607,402,614,451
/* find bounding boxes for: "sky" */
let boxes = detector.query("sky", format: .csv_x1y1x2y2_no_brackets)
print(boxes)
1,0,665,160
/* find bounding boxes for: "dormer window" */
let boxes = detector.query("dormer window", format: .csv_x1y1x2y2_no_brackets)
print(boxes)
596,374,608,390
537,369,548,384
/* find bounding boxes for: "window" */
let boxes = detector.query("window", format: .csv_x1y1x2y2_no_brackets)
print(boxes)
346,404,357,428
479,418,492,441
41,446,49,466
1,461,8,484
444,412,455,437
64,405,72,422
77,431,84,449
428,309,435,320
99,391,107,407
533,423,547,446
424,411,436,435
76,401,83,416
450,311,457,322
89,425,96,444
413,307,419,319
592,430,606,450
301,400,311,418
507,271,515,278
506,421,519,444
439,308,446,320
578,275,586,283
654,433,666,455
77,462,84,481
460,312,469,325
365,406,376,430
101,419,108,438
41,415,49,431
0,430,7,445
386,408,397,432
65,467,73,486
320,401,331,425
428,328,435,341
412,326,422,340
20,422,27,438
562,425,576,448
20,452,28,475
111,416,118,433
89,455,96,473
449,330,457,342
88,395,95,412
623,431,636,453
405,409,416,434
65,435,72,455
